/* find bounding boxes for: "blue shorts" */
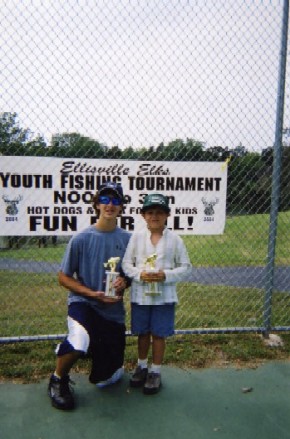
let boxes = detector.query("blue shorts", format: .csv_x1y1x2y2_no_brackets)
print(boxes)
131,303,175,337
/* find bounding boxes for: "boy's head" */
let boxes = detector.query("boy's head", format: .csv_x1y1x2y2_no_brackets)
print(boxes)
92,182,124,215
141,193,170,214
98,182,124,201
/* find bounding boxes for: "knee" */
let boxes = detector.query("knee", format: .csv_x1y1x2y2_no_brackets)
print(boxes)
67,317,90,353
152,334,165,342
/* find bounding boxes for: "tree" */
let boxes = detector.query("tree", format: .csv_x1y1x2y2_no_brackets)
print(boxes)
26,135,48,156
155,138,205,161
122,146,139,160
48,133,107,158
230,143,247,158
0,112,30,155
279,146,290,211
203,145,229,161
105,145,123,159
0,112,47,156
227,151,271,214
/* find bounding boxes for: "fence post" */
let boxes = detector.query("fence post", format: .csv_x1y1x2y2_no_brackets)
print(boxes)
263,0,289,335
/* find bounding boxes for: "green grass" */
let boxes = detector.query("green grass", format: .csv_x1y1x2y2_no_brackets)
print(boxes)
183,212,290,266
1,211,290,382
2,333,290,384
0,243,66,262
1,271,290,382
1,272,290,339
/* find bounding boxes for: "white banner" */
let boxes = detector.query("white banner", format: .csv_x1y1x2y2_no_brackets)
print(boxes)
0,156,228,235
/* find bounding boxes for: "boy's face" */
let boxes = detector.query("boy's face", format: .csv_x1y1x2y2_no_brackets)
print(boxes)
97,191,123,219
142,207,169,231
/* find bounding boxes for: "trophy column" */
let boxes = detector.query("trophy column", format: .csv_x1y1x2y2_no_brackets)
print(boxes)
105,271,119,297
143,253,160,297
144,267,160,296
104,256,120,298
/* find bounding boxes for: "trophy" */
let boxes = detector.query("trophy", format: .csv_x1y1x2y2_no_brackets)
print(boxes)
104,257,120,298
144,253,160,296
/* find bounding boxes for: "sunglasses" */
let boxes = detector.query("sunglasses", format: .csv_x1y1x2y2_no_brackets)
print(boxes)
99,195,122,206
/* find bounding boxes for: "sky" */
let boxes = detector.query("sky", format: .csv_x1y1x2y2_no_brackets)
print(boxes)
0,0,289,151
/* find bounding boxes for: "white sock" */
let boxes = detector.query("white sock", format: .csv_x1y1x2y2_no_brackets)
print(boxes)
150,364,161,374
53,371,62,379
137,358,148,369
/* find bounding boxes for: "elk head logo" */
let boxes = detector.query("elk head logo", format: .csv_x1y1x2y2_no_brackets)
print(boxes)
2,195,23,216
201,197,219,216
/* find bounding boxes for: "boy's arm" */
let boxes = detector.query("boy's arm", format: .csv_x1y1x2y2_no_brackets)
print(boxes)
163,239,192,283
118,266,132,288
121,235,142,281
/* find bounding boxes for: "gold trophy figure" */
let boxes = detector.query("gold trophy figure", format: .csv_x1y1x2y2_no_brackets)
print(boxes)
144,253,160,296
104,256,120,297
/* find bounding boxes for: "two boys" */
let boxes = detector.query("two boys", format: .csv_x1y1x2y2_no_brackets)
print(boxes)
48,185,191,409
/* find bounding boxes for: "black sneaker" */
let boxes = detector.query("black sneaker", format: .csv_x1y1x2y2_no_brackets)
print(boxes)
143,372,161,395
48,374,75,410
129,366,148,388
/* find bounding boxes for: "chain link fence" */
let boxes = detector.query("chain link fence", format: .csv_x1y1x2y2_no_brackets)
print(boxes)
0,0,289,343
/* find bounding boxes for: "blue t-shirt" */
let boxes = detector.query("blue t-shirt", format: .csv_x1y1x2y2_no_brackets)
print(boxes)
60,225,131,324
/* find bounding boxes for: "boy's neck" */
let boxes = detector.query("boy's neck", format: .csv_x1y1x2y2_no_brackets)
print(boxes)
148,224,165,234
149,227,164,245
95,217,117,232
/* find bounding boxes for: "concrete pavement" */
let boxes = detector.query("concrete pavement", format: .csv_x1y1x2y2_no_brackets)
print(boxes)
1,362,290,439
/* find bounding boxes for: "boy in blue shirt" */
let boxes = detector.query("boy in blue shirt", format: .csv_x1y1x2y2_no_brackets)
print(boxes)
48,182,131,410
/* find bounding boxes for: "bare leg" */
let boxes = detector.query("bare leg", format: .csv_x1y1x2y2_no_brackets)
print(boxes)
152,335,166,365
55,351,81,377
138,333,151,360
142,335,165,394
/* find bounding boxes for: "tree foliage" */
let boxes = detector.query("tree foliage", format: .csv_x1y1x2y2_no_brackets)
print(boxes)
0,112,47,156
48,133,107,158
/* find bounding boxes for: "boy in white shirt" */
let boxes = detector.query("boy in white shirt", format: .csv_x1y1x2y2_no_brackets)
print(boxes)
122,193,191,394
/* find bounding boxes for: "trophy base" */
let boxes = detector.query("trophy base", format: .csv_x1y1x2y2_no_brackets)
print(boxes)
105,293,120,299
144,280,161,297
144,292,161,296
143,268,160,297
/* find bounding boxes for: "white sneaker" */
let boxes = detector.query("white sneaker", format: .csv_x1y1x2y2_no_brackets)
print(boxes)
96,367,124,388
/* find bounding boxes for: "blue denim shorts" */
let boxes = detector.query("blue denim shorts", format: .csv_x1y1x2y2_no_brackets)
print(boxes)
131,303,175,337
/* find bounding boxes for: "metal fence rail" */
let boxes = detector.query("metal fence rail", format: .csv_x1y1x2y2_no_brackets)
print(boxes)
0,0,289,343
